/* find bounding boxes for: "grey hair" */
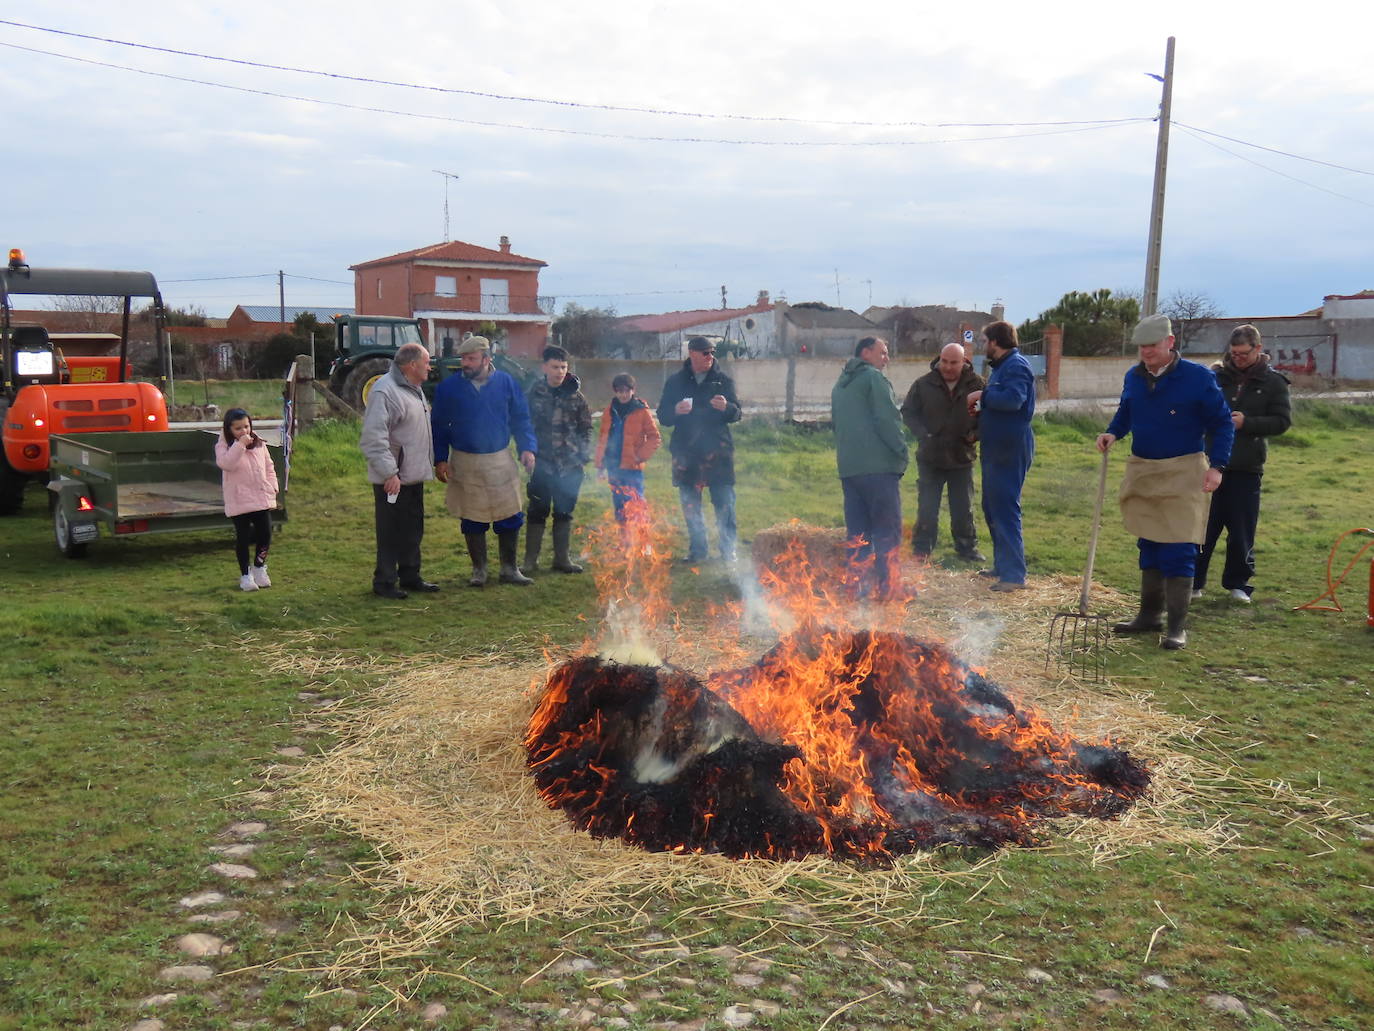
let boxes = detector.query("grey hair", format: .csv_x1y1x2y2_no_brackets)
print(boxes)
394,342,430,366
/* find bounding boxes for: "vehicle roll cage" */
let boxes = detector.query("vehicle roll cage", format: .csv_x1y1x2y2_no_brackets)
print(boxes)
1,262,169,398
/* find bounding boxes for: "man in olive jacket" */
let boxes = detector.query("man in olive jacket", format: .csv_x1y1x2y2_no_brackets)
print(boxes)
901,342,986,562
1194,324,1292,602
832,336,909,597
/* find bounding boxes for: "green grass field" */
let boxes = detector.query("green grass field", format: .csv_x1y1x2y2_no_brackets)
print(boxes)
1,405,1370,1029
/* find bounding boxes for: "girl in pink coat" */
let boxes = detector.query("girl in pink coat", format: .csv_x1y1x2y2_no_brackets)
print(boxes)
215,408,280,591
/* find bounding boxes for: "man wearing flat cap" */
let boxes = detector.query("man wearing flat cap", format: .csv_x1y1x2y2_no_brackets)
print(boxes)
431,335,537,587
1096,313,1234,649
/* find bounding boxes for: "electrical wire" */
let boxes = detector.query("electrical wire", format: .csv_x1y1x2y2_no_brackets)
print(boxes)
0,40,1148,147
0,17,1147,131
1175,121,1374,178
1174,124,1374,209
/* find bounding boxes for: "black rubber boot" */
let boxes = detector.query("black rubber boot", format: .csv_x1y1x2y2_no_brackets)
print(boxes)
551,520,583,574
521,522,545,577
497,530,533,585
1162,576,1193,650
1113,569,1166,633
464,532,488,588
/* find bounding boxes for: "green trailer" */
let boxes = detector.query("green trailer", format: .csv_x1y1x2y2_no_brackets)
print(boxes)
46,429,286,558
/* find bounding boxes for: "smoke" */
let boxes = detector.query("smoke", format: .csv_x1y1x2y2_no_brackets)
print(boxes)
951,611,1005,669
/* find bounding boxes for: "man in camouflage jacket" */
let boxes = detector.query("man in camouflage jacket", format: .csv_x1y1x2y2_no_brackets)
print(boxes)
523,345,594,574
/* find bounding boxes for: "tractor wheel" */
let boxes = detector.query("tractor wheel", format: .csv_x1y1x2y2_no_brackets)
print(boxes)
342,358,392,411
53,503,89,558
0,450,26,516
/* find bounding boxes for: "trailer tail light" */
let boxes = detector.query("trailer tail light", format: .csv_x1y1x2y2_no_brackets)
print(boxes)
114,520,149,535
33,417,44,427
77,496,94,512
146,414,157,422
22,444,40,460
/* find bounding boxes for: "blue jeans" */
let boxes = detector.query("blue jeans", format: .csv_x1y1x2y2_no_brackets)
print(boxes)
841,473,903,592
679,483,737,559
608,468,645,522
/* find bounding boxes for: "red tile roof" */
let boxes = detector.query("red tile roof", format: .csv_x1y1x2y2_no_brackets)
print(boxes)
617,301,773,334
350,239,546,270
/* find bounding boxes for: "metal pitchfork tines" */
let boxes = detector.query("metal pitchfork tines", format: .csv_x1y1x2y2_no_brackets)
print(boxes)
1047,449,1111,681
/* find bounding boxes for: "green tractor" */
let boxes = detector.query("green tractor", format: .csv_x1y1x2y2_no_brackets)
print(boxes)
327,314,535,409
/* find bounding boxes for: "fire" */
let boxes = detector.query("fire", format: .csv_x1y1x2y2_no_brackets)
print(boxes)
527,520,1149,862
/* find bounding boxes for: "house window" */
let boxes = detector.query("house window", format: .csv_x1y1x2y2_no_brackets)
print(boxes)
434,275,456,297
480,278,510,315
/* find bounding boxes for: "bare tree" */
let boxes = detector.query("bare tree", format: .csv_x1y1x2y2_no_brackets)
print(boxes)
46,295,127,332
1161,290,1222,352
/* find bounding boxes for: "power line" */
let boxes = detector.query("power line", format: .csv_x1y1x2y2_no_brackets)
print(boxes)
162,272,277,283
1175,121,1374,178
284,273,353,285
0,17,1148,131
0,40,1149,147
1174,124,1373,209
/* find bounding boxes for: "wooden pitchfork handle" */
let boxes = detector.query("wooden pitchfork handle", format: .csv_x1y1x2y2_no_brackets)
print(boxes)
1078,450,1111,615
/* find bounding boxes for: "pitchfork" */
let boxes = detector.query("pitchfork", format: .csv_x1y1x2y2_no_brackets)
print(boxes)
1046,449,1111,681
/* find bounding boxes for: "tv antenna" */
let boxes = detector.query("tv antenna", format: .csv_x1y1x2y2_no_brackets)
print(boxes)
433,170,461,241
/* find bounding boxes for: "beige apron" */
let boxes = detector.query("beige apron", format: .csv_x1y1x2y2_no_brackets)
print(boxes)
1118,452,1212,544
444,448,523,523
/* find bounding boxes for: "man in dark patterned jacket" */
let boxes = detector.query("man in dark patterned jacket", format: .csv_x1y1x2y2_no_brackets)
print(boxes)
523,345,594,575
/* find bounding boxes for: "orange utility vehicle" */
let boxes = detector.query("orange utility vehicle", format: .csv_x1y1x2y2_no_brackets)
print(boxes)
0,248,170,514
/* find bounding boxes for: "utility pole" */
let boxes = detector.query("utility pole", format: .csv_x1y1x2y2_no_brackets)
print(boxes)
1141,36,1175,317
834,268,841,307
433,170,461,241
863,279,873,308
278,270,285,327
721,285,727,309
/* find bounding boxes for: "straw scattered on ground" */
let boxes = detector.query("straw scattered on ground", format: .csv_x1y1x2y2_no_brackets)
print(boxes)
259,528,1349,982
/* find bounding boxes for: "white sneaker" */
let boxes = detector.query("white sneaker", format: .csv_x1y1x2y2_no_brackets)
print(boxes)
1229,588,1251,603
239,573,259,592
251,564,272,588
1190,589,1203,600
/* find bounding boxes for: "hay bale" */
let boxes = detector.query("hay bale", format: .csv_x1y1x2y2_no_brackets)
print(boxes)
751,522,848,581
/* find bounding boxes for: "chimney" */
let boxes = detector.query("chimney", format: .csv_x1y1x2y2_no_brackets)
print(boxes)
499,235,511,254
757,290,770,305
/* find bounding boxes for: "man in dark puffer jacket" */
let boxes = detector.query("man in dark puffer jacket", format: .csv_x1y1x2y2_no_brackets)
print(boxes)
1193,324,1291,602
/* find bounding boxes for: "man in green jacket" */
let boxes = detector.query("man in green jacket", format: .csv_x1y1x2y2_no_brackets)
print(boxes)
831,336,909,598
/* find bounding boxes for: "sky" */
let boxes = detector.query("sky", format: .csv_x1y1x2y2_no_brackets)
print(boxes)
3,2,1372,325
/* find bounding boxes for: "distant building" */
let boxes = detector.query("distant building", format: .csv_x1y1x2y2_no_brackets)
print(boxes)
226,305,355,335
350,237,554,359
614,293,776,359
776,302,875,358
863,304,993,359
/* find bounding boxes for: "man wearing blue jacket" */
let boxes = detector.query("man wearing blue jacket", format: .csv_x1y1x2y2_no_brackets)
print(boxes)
431,336,537,587
1096,314,1234,649
966,321,1036,591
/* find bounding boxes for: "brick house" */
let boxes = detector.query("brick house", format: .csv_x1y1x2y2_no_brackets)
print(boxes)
349,237,554,359
614,294,777,359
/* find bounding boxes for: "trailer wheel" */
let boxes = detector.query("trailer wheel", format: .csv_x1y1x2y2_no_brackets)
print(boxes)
0,452,26,516
342,358,392,411
53,504,89,558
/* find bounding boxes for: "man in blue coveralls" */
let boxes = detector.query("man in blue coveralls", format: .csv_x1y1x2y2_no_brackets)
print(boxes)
1096,314,1234,650
432,336,537,588
965,321,1036,592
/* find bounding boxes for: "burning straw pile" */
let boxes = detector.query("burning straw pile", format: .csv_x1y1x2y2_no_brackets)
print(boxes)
276,516,1246,967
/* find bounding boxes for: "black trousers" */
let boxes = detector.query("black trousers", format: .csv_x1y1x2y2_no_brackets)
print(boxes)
912,461,978,556
1195,470,1262,593
373,482,425,589
230,510,272,575
526,464,584,524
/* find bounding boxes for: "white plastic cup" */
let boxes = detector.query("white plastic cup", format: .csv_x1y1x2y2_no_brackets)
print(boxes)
681,397,693,412
386,491,399,505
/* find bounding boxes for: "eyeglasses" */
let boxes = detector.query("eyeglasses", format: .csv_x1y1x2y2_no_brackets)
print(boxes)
697,350,716,356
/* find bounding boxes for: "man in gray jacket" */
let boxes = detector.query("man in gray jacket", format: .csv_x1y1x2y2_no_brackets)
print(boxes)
359,343,437,599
